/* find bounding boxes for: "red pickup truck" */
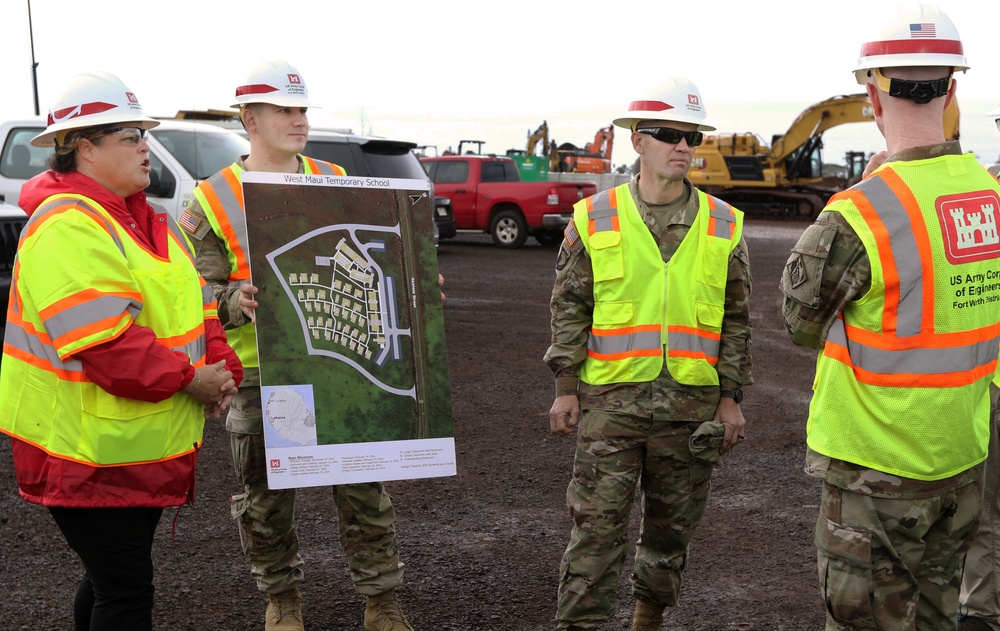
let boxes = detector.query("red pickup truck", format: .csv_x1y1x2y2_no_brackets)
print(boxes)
420,154,597,248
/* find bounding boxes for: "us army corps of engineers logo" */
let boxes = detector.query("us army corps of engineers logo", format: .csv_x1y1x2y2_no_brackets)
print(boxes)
938,191,1000,265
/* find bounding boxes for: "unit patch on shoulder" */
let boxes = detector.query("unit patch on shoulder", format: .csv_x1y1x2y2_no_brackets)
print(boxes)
556,243,571,270
178,210,202,234
786,252,807,288
564,221,579,246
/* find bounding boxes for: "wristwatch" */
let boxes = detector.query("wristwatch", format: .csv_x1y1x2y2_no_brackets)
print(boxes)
720,388,744,404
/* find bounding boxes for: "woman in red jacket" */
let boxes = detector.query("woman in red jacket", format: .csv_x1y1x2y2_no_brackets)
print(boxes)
0,71,242,631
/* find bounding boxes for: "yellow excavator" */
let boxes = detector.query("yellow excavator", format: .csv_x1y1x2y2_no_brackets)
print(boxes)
689,93,960,217
526,121,549,157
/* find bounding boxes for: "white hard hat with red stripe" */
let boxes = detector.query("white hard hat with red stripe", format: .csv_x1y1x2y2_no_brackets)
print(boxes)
31,71,159,148
853,2,968,85
613,76,715,132
231,59,319,108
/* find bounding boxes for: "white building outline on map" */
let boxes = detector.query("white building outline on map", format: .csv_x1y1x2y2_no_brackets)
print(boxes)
265,223,416,399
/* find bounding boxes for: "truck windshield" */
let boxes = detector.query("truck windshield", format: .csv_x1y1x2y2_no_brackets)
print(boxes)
149,129,250,180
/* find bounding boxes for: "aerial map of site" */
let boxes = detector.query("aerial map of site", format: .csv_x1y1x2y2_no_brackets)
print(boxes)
241,172,454,489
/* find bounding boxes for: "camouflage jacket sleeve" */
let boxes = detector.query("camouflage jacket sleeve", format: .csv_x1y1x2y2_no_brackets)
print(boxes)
718,235,753,390
543,229,593,397
780,211,871,349
179,197,246,331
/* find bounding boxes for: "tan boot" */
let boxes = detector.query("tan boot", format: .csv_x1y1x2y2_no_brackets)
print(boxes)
630,598,665,631
265,587,304,631
364,590,414,631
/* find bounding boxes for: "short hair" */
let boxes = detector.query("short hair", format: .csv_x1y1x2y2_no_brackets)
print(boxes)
49,128,109,173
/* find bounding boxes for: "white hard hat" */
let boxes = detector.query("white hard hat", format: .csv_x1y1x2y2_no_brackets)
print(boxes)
988,104,1000,118
613,76,715,132
231,59,319,108
31,71,159,148
854,2,968,85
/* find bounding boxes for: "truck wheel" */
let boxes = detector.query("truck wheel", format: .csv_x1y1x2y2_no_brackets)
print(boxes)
490,210,528,248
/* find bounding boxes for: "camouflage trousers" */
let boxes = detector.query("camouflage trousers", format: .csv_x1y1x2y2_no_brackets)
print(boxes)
227,387,404,596
960,383,1000,630
556,409,722,628
815,480,982,631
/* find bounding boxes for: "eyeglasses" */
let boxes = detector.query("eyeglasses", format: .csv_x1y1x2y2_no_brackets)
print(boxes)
636,127,704,147
90,127,147,145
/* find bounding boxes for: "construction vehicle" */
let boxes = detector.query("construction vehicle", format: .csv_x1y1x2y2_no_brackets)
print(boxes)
688,93,960,217
554,125,614,174
506,122,550,182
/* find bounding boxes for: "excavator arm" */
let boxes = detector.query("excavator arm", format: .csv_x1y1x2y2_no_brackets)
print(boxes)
526,121,549,157
769,94,874,163
770,92,960,162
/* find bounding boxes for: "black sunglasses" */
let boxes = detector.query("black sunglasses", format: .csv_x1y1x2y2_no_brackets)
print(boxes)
636,127,704,147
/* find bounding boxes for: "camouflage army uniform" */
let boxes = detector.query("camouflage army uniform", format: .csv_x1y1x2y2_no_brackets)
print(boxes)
545,177,753,628
960,383,1000,630
781,141,986,631
181,156,404,598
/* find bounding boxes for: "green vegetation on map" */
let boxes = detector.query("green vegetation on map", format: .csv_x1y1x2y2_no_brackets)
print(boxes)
244,182,453,445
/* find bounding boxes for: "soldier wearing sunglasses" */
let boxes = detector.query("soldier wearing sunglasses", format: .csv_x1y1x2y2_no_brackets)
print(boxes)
544,76,752,631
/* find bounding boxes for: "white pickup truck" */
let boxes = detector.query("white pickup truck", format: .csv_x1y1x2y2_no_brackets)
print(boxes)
0,117,250,220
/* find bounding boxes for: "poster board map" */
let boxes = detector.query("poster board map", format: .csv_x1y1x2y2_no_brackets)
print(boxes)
241,171,455,489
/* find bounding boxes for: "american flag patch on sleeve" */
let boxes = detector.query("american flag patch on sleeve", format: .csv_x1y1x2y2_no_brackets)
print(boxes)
178,210,202,233
564,221,579,246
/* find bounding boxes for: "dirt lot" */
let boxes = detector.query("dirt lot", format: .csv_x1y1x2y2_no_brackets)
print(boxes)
0,221,828,630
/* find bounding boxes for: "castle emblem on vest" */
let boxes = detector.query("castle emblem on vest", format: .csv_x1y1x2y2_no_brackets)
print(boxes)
938,191,1000,264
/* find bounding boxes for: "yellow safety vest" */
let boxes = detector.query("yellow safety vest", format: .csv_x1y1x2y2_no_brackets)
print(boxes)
0,194,212,466
575,183,742,386
191,157,346,368
809,154,1000,480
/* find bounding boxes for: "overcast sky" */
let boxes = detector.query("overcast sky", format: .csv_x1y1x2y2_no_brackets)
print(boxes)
2,1,997,167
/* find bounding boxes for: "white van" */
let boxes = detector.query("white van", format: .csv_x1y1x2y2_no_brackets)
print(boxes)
0,118,250,220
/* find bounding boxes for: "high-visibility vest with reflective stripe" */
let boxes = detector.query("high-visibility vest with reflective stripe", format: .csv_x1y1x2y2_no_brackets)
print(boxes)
575,183,742,386
191,157,346,369
809,154,1000,480
0,193,212,470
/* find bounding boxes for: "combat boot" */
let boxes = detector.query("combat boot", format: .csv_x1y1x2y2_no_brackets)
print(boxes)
630,598,665,631
364,590,414,631
265,587,303,631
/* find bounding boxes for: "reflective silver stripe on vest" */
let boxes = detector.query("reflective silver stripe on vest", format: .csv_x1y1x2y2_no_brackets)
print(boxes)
588,190,618,233
709,197,736,239
28,197,126,256
43,295,142,343
203,166,250,266
859,176,924,337
307,159,341,175
175,337,206,362
201,285,216,307
587,329,661,356
668,330,720,359
3,318,84,373
828,319,1000,375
